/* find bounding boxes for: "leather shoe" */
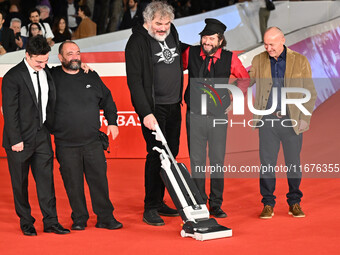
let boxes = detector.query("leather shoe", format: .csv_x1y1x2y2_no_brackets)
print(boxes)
143,209,165,226
210,207,227,218
95,217,123,230
44,223,70,234
21,224,37,236
260,205,274,219
289,203,306,218
158,202,179,217
71,222,87,230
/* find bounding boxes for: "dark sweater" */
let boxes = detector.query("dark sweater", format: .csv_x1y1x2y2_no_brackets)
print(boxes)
0,26,16,52
52,31,72,43
51,67,117,147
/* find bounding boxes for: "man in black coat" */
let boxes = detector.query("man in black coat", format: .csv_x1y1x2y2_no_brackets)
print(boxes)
0,10,16,54
125,1,183,226
119,0,143,30
1,36,70,236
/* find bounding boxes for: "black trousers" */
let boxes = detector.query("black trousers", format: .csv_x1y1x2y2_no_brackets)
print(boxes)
56,140,114,224
186,112,227,209
141,103,181,210
6,126,58,228
259,115,303,207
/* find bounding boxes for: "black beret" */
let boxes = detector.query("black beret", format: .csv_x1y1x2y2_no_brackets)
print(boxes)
199,18,227,36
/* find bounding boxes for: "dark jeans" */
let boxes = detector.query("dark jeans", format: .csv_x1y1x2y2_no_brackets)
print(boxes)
141,103,181,210
6,126,58,229
186,112,227,209
56,140,114,224
259,115,303,207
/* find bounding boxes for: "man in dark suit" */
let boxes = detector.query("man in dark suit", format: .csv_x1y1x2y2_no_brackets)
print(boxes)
119,0,143,30
0,10,16,55
1,36,70,236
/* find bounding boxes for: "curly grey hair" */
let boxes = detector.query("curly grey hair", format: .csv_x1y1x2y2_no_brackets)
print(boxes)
143,1,175,24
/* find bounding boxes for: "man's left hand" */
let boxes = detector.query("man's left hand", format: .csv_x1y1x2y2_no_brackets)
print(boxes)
298,119,309,132
107,125,119,140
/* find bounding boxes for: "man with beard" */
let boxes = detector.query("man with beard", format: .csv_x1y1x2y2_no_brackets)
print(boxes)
182,19,249,218
125,1,183,226
119,0,143,30
51,41,122,231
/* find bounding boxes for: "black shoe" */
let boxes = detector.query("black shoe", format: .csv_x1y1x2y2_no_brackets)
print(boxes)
71,222,87,230
158,202,179,217
210,207,227,218
21,224,37,236
95,217,123,230
44,223,70,234
143,209,165,226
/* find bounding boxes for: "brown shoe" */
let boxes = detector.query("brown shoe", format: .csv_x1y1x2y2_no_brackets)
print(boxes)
289,203,305,218
260,205,274,219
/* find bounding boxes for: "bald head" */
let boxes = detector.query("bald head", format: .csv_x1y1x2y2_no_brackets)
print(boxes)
264,27,284,39
263,27,285,60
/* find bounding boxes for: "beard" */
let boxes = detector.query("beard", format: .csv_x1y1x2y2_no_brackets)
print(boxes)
129,2,136,9
61,59,81,71
148,27,170,42
201,42,220,56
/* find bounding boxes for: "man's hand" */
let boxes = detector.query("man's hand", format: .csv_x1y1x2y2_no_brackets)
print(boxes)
298,119,309,132
107,125,119,140
15,37,23,48
81,63,93,73
143,114,158,130
225,104,233,114
12,142,24,152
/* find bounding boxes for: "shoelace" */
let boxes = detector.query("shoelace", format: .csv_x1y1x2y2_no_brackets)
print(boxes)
292,204,302,212
264,205,272,212
150,210,159,217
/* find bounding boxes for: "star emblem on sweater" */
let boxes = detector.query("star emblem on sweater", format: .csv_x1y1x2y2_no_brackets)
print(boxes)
155,41,178,64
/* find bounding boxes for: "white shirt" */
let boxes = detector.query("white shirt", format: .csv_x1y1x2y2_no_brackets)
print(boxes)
68,4,78,28
20,22,54,39
24,59,49,123
130,10,137,18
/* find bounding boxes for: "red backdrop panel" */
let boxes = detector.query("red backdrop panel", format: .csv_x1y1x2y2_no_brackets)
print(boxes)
0,54,258,159
0,74,194,158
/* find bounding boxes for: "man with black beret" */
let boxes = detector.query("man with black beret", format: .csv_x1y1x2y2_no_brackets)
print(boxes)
182,18,249,218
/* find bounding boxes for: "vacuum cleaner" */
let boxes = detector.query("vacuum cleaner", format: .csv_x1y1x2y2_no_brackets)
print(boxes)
152,125,232,241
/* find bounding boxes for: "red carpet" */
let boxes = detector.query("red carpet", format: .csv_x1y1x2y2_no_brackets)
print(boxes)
0,91,339,254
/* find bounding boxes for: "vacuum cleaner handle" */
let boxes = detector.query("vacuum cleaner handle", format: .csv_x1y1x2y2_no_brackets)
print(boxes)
152,124,167,145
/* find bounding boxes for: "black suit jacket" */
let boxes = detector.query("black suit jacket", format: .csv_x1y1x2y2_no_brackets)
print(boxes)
0,26,16,53
2,60,56,149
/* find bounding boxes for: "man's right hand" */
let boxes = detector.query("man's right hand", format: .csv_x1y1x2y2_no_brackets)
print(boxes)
143,114,158,130
12,142,24,152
